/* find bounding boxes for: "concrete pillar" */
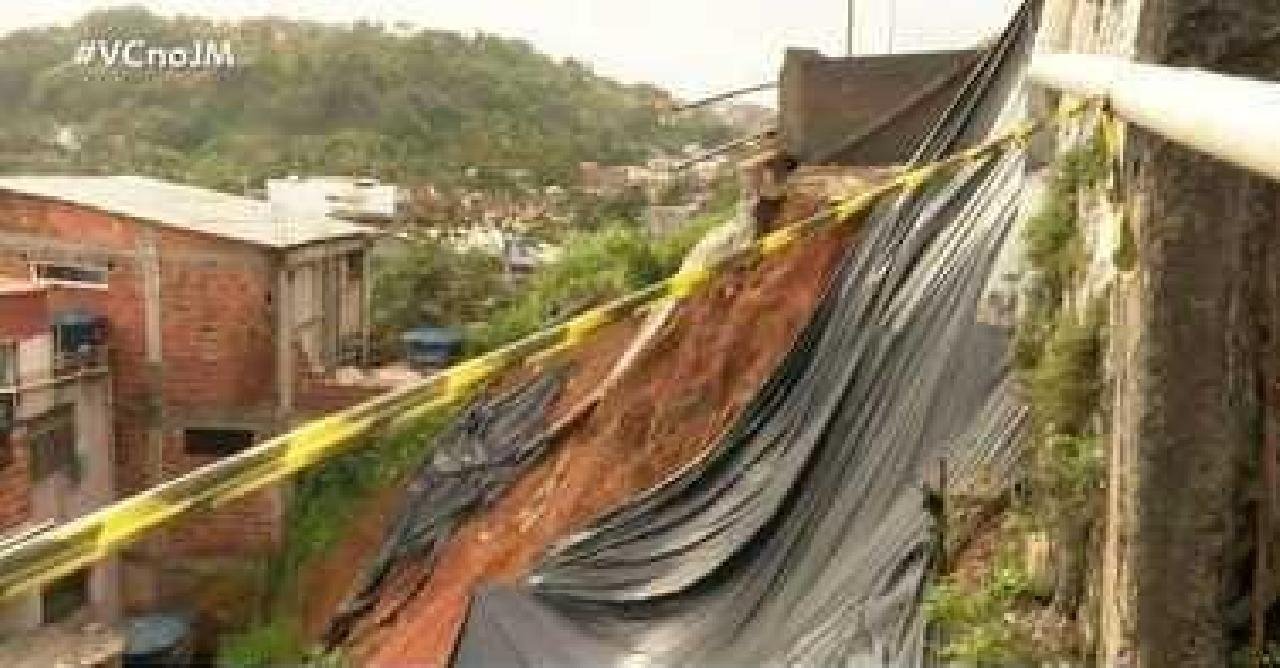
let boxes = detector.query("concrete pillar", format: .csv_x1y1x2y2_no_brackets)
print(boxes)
274,260,294,425
361,247,372,367
137,226,165,488
1113,2,1280,664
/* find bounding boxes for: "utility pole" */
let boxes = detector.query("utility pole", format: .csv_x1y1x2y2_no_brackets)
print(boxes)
845,0,854,56
886,0,896,54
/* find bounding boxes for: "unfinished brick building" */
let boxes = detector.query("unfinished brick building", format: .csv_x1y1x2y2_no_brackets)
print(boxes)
0,281,117,639
0,175,377,620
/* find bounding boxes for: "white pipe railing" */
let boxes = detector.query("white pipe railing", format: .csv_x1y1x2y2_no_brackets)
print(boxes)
1028,53,1280,183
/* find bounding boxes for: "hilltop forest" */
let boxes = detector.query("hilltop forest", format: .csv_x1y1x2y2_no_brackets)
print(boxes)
0,8,732,192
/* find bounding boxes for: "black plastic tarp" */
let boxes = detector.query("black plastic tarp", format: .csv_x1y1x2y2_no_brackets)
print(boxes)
324,370,566,647
450,5,1037,666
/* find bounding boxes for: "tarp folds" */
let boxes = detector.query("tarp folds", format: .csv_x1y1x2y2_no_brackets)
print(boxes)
324,370,565,647
452,5,1037,666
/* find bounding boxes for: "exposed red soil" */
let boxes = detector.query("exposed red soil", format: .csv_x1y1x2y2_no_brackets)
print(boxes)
297,480,410,640
288,322,640,648
947,508,1007,589
327,220,853,666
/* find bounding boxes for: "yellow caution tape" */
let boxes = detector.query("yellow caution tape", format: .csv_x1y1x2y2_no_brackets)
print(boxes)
1101,107,1124,162
442,354,506,401
666,264,714,298
896,163,943,192
0,100,1093,602
759,225,801,256
832,190,883,220
564,308,612,346
281,415,360,470
98,495,172,547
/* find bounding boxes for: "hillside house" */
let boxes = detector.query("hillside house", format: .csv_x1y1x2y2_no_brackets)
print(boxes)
0,281,120,649
0,175,376,618
265,176,407,227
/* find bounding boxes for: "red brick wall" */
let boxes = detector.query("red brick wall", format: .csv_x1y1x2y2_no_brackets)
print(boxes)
148,229,280,558
0,289,48,339
0,193,281,556
0,432,32,532
160,427,282,557
151,226,277,415
0,287,100,536
0,192,374,571
296,379,386,416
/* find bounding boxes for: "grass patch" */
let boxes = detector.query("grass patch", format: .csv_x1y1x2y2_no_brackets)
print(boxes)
277,407,459,578
217,619,308,667
926,542,1041,663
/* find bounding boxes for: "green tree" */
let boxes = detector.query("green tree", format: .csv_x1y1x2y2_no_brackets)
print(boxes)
0,9,734,193
371,236,507,358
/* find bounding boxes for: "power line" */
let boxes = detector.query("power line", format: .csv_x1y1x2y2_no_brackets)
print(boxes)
671,82,778,113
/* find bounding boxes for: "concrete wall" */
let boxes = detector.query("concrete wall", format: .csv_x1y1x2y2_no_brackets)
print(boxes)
779,47,979,166
1122,3,1280,663
1033,0,1280,663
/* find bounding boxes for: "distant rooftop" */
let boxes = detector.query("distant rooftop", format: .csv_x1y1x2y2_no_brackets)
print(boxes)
0,175,373,249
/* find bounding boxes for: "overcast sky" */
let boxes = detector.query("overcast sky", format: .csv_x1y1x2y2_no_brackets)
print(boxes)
1,1,1021,102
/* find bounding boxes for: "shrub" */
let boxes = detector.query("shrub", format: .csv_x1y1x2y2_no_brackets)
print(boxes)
218,408,457,665
1020,129,1107,313
465,209,726,354
1026,307,1104,436
217,618,305,667
931,124,1112,663
925,548,1039,663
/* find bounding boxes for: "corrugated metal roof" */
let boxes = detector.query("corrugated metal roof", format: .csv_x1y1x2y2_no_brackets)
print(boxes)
0,175,373,249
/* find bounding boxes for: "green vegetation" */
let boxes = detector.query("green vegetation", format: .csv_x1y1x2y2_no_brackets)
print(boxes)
0,8,730,191
1233,643,1280,667
371,239,506,358
1016,133,1110,533
280,407,458,574
1112,210,1137,272
218,408,456,667
1023,303,1106,521
466,210,729,354
217,619,308,667
1020,127,1108,314
925,543,1039,663
928,130,1113,664
370,207,728,359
